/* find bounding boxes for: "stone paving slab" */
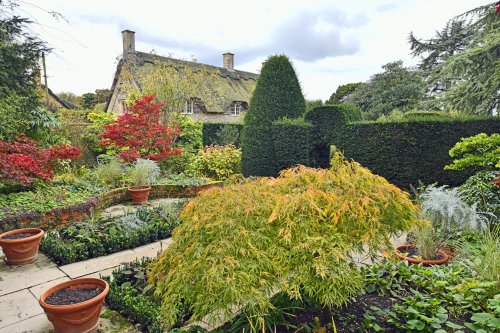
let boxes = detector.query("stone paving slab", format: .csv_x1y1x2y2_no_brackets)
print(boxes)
59,250,137,279
101,198,185,218
132,238,173,259
0,254,55,281
0,314,54,333
28,277,71,300
0,289,44,329
0,266,66,296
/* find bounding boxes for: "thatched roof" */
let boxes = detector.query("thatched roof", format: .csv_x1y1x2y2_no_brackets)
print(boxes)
105,52,258,113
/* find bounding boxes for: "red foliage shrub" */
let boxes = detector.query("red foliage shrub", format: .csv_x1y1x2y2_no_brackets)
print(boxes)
0,135,81,186
100,95,182,162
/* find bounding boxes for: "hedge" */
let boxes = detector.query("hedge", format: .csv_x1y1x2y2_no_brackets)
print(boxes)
272,118,313,172
331,118,500,188
202,122,243,147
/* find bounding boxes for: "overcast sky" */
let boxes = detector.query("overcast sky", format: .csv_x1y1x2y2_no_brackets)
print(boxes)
18,0,487,101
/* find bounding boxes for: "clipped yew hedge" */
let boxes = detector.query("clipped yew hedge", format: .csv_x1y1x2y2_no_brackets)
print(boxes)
330,118,500,188
272,118,313,172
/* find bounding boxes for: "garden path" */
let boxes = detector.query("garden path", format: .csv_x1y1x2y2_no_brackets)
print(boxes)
0,198,180,333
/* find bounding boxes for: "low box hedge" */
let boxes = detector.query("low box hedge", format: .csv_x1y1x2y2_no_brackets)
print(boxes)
40,203,183,265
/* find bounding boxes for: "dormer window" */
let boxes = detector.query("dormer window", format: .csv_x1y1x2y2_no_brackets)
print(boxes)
229,102,242,116
183,100,195,114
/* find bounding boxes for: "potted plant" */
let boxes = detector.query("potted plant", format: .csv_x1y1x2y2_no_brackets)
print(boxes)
395,186,486,265
39,277,109,333
0,228,44,265
127,159,160,204
394,225,450,266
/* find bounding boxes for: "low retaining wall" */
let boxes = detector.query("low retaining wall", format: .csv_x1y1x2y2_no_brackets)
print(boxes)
0,182,221,233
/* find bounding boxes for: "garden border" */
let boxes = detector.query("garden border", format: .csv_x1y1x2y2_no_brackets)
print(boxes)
0,182,221,233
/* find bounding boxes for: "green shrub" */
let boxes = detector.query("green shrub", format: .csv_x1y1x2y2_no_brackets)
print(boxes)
148,154,421,327
241,55,306,176
459,170,500,221
272,117,313,171
403,110,449,120
41,204,182,265
445,133,500,171
188,145,241,181
94,158,124,186
202,122,243,147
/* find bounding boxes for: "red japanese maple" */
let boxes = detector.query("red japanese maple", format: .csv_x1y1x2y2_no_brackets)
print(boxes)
0,135,81,186
100,95,182,162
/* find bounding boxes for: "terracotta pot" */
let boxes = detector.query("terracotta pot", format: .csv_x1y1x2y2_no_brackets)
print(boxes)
128,186,151,204
394,245,450,266
0,228,44,265
39,278,109,333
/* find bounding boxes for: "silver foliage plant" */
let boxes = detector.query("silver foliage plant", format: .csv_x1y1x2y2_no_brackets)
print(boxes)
129,158,161,186
419,186,487,233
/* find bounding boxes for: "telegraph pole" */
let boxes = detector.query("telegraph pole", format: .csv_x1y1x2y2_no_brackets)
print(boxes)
42,52,49,108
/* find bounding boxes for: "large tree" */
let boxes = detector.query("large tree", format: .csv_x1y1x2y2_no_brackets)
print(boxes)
326,82,362,105
0,1,51,139
346,61,425,120
409,2,499,116
241,55,306,176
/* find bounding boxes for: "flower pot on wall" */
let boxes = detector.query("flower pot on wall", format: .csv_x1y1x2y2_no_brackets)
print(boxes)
394,245,450,266
128,186,151,204
0,228,44,265
39,278,109,333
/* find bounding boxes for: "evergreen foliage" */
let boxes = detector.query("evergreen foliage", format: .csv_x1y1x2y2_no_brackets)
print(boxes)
326,82,362,105
148,154,421,328
409,2,499,115
241,55,306,176
272,117,312,171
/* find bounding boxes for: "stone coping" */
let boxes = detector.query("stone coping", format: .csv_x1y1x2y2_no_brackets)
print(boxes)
0,182,221,233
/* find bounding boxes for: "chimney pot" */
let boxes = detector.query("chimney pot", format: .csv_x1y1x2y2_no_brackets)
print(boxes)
223,52,234,70
122,30,136,58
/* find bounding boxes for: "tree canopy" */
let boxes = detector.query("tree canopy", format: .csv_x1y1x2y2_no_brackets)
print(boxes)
326,82,362,105
345,61,425,120
0,2,51,139
409,2,499,116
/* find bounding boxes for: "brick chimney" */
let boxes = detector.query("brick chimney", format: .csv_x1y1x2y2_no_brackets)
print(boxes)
122,30,136,57
223,52,234,70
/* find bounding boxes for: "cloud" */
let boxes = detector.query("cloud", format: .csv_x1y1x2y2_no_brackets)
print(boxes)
375,2,399,12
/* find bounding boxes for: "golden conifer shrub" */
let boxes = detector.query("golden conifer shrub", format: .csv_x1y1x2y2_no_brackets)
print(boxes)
148,153,422,327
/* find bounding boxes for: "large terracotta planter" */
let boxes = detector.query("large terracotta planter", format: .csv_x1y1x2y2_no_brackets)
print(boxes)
0,228,44,265
39,278,109,333
394,245,450,266
128,186,151,204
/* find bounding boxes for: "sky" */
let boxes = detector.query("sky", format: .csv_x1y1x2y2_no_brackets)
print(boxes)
15,0,488,101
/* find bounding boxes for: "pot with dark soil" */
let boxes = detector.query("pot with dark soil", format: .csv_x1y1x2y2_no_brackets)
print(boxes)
39,278,109,333
0,228,44,265
128,185,151,205
394,245,449,266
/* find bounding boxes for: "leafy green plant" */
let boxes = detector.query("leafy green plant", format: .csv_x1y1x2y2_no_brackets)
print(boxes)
460,170,500,222
148,153,421,328
188,145,241,181
445,133,500,171
94,157,124,186
128,159,160,187
415,225,439,260
465,296,500,333
158,173,208,186
460,228,500,284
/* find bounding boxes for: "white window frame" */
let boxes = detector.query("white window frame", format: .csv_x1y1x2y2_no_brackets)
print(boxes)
183,100,195,114
230,103,242,116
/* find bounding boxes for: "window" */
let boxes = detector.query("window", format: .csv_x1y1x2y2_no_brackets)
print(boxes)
230,103,242,116
121,100,128,113
183,100,195,114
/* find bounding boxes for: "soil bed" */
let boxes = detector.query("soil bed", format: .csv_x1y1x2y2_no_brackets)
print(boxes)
45,286,104,305
1,232,37,240
404,246,444,260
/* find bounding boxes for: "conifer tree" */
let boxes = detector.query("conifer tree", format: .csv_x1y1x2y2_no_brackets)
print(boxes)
241,55,305,176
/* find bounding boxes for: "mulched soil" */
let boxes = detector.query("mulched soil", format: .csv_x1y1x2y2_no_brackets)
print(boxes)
1,232,37,240
405,246,444,260
45,286,103,305
276,293,397,333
